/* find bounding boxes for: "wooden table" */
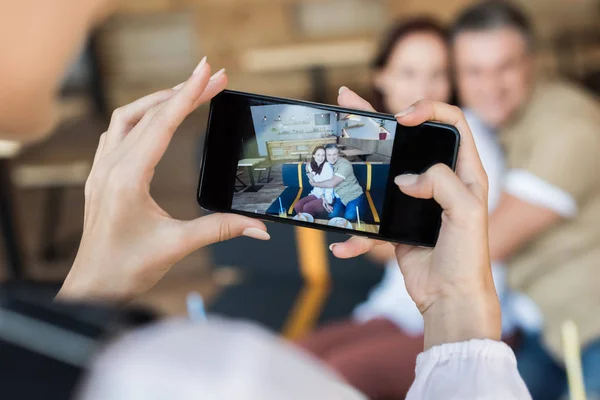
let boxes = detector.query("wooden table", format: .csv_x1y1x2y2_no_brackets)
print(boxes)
238,158,266,192
342,147,372,161
314,219,379,234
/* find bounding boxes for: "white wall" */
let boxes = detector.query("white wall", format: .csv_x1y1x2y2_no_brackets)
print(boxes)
338,113,397,140
250,104,337,156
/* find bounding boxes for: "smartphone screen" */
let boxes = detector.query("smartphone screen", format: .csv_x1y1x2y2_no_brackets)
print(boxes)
198,90,459,246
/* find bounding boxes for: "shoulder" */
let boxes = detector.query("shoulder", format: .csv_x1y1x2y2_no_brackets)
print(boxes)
337,159,352,171
339,158,352,167
503,80,600,144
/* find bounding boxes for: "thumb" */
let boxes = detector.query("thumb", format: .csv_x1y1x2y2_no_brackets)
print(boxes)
177,213,270,255
337,86,377,112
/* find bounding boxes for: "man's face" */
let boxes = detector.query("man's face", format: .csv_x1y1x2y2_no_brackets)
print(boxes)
326,148,339,165
454,28,534,128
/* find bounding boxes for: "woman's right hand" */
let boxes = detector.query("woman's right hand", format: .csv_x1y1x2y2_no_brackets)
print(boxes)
332,87,500,349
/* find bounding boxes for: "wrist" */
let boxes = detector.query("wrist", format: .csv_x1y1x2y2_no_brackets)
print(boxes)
422,289,501,350
56,252,130,304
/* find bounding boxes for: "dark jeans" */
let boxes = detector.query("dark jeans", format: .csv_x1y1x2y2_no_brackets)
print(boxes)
328,195,366,222
517,333,600,400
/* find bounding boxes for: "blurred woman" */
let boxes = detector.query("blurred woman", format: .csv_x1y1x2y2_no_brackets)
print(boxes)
298,17,515,399
294,146,334,217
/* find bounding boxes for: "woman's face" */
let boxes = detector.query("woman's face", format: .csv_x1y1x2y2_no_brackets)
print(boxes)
374,32,451,113
313,149,325,165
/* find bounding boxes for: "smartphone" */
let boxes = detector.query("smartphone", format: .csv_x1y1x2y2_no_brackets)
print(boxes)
198,90,459,246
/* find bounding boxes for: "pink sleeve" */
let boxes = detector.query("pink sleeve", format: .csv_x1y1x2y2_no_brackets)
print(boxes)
407,339,531,400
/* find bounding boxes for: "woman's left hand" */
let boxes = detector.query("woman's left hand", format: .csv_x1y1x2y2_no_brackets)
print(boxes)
57,59,270,303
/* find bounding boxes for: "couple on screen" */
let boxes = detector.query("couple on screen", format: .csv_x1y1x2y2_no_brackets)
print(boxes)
294,144,366,223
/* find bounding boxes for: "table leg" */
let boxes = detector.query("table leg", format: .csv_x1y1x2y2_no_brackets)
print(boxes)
247,166,256,188
0,159,25,280
243,166,263,193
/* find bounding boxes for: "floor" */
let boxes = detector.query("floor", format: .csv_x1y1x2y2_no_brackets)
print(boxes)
233,163,285,213
0,107,223,316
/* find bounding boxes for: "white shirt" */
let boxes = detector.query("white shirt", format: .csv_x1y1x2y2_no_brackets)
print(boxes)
79,319,531,400
308,162,335,204
353,110,519,336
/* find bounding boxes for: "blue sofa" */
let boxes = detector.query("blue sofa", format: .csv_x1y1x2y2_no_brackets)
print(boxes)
266,162,388,224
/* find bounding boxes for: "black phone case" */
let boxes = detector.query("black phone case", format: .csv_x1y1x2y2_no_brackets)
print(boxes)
197,89,460,247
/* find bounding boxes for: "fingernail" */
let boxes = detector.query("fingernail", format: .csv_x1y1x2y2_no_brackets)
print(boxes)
172,82,185,90
329,243,337,252
394,106,415,118
192,56,208,75
209,68,226,81
338,86,349,95
242,227,270,241
395,174,419,187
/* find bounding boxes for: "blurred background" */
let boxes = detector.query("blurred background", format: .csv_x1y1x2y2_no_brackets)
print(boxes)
1,0,599,325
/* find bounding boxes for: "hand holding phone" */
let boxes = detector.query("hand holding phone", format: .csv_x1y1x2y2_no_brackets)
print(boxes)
332,88,501,350
58,61,270,303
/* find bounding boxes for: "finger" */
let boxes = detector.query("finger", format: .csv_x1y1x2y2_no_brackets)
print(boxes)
174,213,269,256
191,68,227,109
85,133,106,199
337,86,376,112
394,164,484,220
395,244,416,260
132,60,213,170
84,133,106,227
104,89,176,155
120,69,225,147
91,133,106,169
124,63,216,147
394,100,487,194
329,236,386,259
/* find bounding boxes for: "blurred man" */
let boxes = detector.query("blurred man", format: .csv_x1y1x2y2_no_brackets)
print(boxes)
451,2,600,399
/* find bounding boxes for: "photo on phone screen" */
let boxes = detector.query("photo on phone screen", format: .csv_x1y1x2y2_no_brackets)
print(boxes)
199,90,460,246
232,101,397,234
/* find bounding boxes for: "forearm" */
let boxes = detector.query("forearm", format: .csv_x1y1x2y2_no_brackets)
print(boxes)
489,224,526,262
422,290,501,350
488,193,561,262
311,180,335,188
